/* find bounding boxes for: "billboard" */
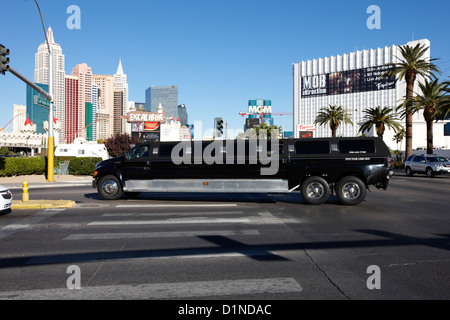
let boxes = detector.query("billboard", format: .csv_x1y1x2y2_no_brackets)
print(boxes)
246,118,260,129
301,64,396,97
248,100,272,114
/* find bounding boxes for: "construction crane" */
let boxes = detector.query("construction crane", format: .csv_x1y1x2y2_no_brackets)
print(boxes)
239,111,293,125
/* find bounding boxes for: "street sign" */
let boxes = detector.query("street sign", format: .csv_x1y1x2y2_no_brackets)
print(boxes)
34,96,51,109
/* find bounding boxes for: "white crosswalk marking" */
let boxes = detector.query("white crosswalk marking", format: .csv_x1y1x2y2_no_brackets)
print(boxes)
64,229,260,240
0,209,65,240
88,217,251,226
0,278,302,300
116,204,238,208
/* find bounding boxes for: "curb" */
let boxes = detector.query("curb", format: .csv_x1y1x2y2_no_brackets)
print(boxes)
6,182,92,191
12,200,77,210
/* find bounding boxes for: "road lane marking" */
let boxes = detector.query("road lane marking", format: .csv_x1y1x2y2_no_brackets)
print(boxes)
102,211,244,217
0,277,302,300
88,218,251,226
0,209,65,240
64,229,260,240
1,224,31,230
115,204,238,208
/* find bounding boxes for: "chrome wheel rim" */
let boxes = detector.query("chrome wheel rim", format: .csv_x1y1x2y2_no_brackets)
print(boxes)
341,182,361,200
103,180,118,196
306,182,325,200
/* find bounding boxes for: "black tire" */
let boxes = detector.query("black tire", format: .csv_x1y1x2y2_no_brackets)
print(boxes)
98,175,123,200
426,167,434,178
405,167,413,176
336,176,366,206
301,176,331,205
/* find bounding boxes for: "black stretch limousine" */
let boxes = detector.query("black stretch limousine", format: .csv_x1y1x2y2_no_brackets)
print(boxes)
93,137,393,206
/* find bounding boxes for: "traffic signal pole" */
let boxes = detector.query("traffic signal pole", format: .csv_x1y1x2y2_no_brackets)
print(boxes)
8,67,52,101
7,65,54,181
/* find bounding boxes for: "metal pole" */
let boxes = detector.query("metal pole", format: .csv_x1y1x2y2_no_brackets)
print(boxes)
8,67,52,101
33,0,54,182
47,46,54,182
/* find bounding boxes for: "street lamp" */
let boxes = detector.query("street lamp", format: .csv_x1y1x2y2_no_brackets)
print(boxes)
34,0,55,182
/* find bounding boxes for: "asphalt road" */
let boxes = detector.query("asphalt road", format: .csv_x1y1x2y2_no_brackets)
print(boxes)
0,173,449,302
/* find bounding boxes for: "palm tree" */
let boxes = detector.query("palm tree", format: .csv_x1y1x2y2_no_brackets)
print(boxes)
358,106,403,140
383,43,440,159
433,80,450,121
392,127,406,161
412,79,450,154
254,123,283,139
314,105,353,138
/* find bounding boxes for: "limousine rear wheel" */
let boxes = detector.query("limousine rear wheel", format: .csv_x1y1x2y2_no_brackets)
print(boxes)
301,177,331,205
98,175,123,200
336,176,366,206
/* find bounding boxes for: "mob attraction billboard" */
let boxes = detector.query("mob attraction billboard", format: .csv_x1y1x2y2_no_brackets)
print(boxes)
301,65,396,98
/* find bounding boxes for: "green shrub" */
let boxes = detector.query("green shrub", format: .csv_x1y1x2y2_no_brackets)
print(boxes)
69,157,102,176
0,157,46,177
392,161,405,169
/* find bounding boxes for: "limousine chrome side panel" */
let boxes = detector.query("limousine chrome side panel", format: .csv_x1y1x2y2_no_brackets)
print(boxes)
123,179,290,193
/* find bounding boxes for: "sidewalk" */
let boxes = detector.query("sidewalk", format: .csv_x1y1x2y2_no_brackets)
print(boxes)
0,175,92,210
0,174,92,190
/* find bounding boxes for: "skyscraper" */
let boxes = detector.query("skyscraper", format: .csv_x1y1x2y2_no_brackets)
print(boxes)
34,27,65,144
90,84,98,141
114,60,129,134
64,75,78,143
178,104,188,126
145,86,178,120
70,63,93,141
113,91,123,135
26,83,49,135
93,74,115,140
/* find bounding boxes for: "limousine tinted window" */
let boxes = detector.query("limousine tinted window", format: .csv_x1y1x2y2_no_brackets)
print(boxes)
339,140,375,154
158,144,184,158
295,141,330,154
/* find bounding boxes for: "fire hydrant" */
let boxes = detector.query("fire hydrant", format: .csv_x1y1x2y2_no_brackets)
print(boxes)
22,181,29,202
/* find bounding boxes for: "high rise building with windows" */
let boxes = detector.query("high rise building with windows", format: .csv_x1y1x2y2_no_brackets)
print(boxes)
90,84,98,141
70,63,93,141
114,60,129,134
293,38,450,150
34,27,65,144
113,91,123,135
145,85,178,120
93,74,115,140
64,75,79,143
178,104,188,126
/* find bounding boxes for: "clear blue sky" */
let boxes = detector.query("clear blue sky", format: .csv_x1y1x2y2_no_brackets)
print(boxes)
1,0,449,136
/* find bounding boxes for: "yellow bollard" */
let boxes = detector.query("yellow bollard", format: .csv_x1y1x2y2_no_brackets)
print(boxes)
22,181,29,202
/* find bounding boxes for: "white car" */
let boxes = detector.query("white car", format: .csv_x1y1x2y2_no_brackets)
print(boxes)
0,185,13,211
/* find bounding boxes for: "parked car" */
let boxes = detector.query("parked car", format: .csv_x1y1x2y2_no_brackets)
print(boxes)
0,185,12,212
405,154,450,177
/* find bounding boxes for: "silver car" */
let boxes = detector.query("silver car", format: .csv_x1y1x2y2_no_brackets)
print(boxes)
405,154,450,177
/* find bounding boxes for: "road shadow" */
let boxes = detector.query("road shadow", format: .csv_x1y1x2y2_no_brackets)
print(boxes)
1,230,449,269
83,191,347,206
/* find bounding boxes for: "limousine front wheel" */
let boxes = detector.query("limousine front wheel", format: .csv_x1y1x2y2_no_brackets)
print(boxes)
336,176,366,206
301,177,331,205
98,175,123,200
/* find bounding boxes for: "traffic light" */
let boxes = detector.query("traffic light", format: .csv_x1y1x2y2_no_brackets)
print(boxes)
0,44,10,75
215,117,224,138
